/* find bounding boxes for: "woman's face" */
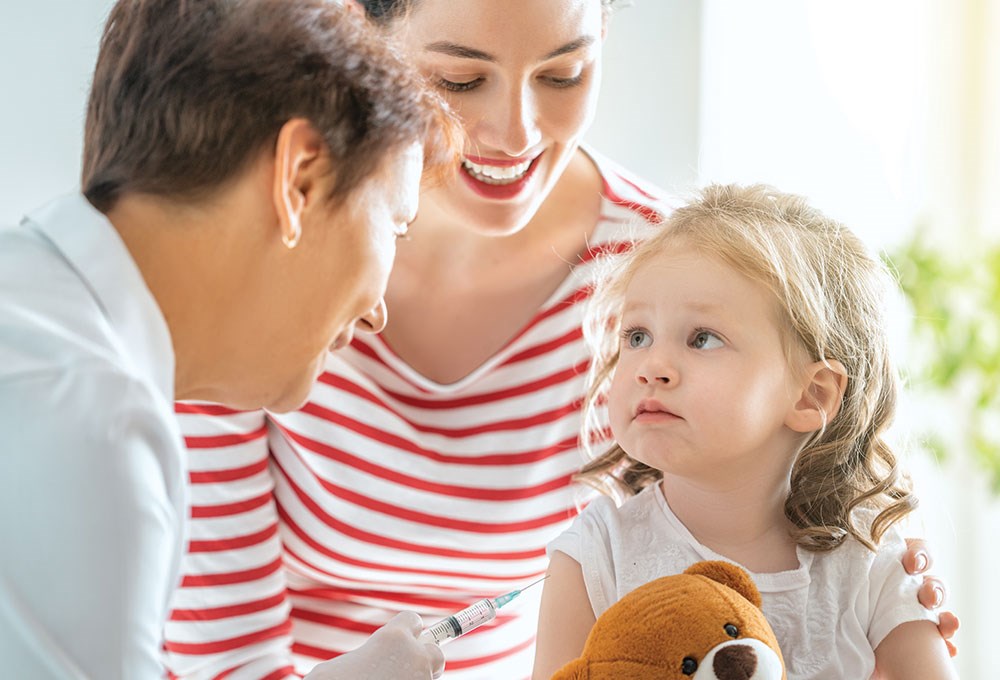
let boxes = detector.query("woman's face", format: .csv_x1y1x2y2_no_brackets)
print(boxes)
395,0,605,235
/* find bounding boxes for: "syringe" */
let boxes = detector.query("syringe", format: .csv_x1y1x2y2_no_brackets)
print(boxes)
418,576,549,646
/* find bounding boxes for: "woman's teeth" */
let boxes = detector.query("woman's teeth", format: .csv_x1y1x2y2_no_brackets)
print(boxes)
462,157,533,185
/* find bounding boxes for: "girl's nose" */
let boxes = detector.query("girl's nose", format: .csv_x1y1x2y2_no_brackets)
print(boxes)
635,353,678,386
636,373,672,385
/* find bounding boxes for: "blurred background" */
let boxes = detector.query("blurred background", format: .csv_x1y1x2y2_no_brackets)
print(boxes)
2,0,996,675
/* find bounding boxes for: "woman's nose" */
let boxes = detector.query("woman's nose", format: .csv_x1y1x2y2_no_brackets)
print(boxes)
483,83,542,157
355,298,387,334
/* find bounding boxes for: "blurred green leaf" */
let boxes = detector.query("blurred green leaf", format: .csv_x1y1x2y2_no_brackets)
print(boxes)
885,230,1000,494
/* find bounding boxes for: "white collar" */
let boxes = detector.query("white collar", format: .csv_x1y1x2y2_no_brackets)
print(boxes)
22,194,175,401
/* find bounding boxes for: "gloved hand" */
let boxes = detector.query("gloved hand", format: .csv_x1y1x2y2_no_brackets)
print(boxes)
302,611,446,679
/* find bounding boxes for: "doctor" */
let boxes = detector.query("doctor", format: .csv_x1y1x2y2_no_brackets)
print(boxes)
0,0,456,678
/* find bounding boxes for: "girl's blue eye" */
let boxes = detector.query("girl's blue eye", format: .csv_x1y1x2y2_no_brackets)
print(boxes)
622,328,652,349
691,330,723,350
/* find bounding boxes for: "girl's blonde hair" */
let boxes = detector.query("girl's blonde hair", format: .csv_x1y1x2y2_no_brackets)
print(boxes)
579,183,916,552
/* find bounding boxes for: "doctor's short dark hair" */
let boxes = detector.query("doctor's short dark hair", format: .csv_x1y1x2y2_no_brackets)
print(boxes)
82,0,457,213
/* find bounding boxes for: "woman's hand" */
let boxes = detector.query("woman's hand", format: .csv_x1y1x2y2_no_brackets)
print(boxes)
903,538,960,657
303,611,446,679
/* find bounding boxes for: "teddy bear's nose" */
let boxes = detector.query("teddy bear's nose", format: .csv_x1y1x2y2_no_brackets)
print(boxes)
713,643,758,679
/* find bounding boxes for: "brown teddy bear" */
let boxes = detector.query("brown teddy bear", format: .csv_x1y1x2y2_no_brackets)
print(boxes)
552,560,786,679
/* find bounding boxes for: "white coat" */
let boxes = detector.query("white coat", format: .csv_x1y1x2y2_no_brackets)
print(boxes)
0,195,187,679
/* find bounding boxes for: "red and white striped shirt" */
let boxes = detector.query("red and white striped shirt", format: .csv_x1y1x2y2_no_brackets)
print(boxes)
165,150,669,680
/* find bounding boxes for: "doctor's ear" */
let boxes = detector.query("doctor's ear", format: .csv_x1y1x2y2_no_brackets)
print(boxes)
272,118,326,249
786,359,848,433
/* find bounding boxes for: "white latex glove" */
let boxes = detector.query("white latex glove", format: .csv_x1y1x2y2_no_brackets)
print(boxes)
302,611,445,680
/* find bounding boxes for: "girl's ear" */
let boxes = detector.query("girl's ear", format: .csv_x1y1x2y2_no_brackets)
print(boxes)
786,359,848,433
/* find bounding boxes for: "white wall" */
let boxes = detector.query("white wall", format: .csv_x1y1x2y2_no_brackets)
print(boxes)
0,0,111,226
587,0,701,191
698,0,929,249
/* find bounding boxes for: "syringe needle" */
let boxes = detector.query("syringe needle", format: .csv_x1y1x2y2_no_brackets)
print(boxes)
494,574,550,608
520,574,549,592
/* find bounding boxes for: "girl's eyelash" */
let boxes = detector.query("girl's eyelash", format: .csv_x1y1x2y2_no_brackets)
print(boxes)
437,77,483,93
620,325,641,340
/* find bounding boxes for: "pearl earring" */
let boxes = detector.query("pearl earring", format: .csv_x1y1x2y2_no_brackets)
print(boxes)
282,220,301,249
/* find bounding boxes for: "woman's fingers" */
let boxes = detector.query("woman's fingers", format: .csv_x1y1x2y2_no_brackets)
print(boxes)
902,538,958,657
902,537,931,574
936,611,960,658
918,575,946,610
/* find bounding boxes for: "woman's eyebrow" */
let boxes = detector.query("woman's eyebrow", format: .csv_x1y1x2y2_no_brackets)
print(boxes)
424,35,597,63
424,41,494,61
543,36,595,60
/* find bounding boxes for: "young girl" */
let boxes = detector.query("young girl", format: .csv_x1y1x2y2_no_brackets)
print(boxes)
533,184,957,679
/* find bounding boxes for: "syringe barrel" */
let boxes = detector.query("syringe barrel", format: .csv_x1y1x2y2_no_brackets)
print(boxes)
419,598,498,645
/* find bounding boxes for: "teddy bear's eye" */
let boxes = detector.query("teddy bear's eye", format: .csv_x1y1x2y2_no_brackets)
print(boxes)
724,623,739,638
681,657,698,675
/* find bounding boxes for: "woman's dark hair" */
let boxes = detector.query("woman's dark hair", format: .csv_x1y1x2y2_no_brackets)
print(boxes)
82,0,458,212
357,0,623,25
356,0,409,24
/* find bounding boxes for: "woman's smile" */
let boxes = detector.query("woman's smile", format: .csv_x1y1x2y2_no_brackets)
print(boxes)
459,152,544,199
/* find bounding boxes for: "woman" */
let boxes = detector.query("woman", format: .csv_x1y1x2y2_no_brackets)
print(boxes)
167,1,956,678
0,1,455,678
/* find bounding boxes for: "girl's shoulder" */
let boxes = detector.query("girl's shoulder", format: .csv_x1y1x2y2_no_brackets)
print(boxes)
575,484,663,531
811,508,912,580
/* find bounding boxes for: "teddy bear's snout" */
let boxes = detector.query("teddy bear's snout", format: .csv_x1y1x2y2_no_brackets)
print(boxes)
695,638,784,680
713,643,756,679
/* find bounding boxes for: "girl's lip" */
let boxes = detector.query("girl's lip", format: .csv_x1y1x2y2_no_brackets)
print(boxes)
459,153,543,200
635,399,680,419
634,410,682,424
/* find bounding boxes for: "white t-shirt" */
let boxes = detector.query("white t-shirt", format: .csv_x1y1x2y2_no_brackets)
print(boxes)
0,195,187,678
548,484,936,679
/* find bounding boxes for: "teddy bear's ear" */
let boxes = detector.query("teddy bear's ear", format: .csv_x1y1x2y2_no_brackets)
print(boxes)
550,658,589,680
684,560,762,608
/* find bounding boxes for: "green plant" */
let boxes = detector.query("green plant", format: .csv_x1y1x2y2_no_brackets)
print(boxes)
886,231,1000,494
